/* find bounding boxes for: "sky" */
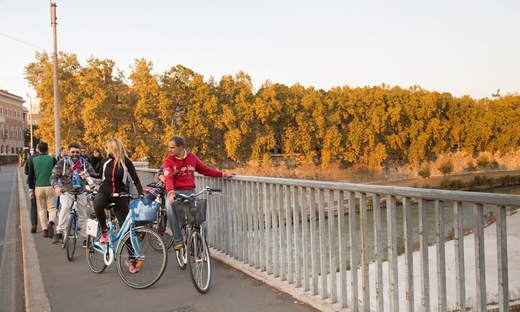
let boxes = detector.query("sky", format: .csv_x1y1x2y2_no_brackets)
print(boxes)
1,0,519,108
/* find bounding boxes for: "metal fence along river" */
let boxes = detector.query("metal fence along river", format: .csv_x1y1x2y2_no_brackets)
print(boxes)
134,168,519,311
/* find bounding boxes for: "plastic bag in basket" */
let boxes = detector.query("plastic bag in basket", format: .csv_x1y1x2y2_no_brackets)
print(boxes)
130,198,159,223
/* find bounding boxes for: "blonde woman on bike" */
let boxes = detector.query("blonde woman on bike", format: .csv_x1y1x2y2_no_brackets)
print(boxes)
92,137,144,273
163,135,235,250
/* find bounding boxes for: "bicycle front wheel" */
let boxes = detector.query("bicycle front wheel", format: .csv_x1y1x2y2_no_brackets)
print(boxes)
175,224,189,270
85,224,107,273
187,229,211,293
116,227,168,289
66,215,77,261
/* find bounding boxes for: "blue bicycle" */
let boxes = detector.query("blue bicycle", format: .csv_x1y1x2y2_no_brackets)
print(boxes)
85,194,168,289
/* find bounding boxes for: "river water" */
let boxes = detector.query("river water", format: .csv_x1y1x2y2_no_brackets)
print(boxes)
301,185,520,265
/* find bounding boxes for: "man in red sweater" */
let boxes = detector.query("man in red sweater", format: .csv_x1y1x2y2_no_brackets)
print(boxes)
163,135,235,250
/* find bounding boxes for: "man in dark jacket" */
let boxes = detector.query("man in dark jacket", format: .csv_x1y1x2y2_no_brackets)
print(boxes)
24,144,40,233
27,142,58,238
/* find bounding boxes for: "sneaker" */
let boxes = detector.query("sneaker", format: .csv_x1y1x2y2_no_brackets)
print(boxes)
126,259,139,273
173,241,184,251
51,233,62,245
43,230,48,238
99,229,109,244
47,222,55,239
31,225,37,234
82,240,87,248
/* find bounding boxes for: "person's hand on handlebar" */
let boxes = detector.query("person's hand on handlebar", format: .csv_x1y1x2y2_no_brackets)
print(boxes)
168,192,175,205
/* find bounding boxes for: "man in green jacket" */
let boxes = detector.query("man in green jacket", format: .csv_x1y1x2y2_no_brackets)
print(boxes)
27,142,58,238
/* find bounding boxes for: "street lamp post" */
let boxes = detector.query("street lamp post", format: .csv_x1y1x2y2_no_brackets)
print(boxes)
51,1,60,156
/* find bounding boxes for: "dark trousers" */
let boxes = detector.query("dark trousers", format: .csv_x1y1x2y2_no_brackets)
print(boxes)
93,192,134,259
30,196,38,226
93,192,129,231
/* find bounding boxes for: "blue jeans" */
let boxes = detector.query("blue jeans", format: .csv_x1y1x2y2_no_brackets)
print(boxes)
165,190,207,244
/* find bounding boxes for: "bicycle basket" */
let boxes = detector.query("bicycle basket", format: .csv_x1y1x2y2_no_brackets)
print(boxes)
174,198,207,225
129,198,159,223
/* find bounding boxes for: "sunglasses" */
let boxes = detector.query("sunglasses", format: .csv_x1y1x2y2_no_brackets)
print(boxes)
70,151,80,155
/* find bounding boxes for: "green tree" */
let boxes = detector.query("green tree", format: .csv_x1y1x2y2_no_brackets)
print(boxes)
476,154,490,170
438,157,454,176
418,162,431,178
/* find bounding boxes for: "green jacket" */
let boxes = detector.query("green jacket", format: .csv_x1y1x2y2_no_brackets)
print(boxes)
28,154,57,189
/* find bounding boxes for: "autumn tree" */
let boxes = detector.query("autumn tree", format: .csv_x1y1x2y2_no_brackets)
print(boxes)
25,51,85,153
217,71,256,163
128,58,164,165
24,51,520,172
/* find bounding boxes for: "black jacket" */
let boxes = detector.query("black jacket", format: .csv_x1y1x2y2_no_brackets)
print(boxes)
24,152,40,185
98,156,143,195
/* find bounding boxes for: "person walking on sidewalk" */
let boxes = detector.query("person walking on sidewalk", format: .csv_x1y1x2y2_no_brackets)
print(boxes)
27,142,58,238
50,142,98,247
163,135,235,250
56,147,67,162
24,144,40,233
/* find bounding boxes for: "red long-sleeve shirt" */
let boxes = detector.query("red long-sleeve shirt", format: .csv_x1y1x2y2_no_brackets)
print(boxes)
163,151,223,194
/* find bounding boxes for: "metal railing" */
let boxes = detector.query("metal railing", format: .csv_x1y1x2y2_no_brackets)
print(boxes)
134,168,518,311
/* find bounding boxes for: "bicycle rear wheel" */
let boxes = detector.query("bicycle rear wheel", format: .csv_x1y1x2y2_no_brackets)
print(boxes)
66,215,77,261
149,210,174,251
175,224,189,270
85,223,107,273
116,227,167,289
187,229,211,293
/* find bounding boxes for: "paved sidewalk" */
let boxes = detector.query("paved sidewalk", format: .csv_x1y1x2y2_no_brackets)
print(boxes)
16,167,320,312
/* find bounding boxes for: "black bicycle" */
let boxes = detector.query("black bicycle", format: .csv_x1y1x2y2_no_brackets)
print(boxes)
174,186,220,293
61,190,91,261
144,183,174,251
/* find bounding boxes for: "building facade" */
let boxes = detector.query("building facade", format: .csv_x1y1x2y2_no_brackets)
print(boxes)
0,89,26,155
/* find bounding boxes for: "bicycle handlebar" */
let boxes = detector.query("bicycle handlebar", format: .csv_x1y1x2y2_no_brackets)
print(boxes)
61,189,94,195
174,186,222,199
111,193,135,198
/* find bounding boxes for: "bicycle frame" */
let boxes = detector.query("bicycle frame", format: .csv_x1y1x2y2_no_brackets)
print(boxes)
68,196,78,239
90,212,139,266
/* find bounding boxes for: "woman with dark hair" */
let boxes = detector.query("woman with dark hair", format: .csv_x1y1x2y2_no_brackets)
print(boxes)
90,148,103,174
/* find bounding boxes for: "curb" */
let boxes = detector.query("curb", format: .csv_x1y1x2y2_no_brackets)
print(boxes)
210,248,347,312
17,167,51,312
